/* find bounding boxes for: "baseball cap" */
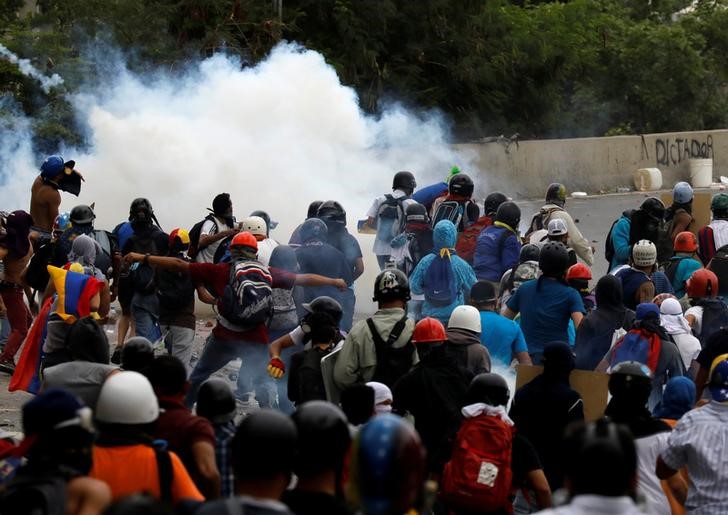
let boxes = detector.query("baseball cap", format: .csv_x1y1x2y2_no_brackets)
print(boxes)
709,353,728,402
23,389,93,436
470,280,497,304
547,218,568,237
636,303,660,321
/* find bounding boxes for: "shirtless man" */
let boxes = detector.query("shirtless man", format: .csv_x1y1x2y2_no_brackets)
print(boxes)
30,155,82,243
0,211,34,371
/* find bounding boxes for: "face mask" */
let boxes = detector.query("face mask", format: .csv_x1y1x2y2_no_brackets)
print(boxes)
375,404,392,415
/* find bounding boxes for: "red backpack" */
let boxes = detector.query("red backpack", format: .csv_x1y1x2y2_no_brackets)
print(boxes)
440,414,514,514
455,216,493,264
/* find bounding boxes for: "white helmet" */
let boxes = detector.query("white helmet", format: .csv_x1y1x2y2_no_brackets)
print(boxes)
241,216,267,238
632,240,657,267
95,371,159,424
448,305,482,334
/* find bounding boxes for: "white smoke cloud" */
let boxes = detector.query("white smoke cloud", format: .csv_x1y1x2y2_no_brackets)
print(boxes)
1,42,478,312
0,44,64,93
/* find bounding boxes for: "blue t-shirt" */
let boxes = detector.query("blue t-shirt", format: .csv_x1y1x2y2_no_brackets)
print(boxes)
479,310,528,366
506,278,585,354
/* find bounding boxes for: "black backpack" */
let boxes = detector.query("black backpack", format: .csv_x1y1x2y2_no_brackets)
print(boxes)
526,206,563,238
91,230,116,278
218,260,274,329
188,213,218,259
605,210,634,265
708,244,728,297
25,241,56,291
0,474,67,515
664,257,685,284
368,316,414,388
157,267,195,311
696,298,728,346
127,233,160,294
292,347,331,404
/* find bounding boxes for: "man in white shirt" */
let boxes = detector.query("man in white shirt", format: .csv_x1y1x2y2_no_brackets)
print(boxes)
196,193,239,264
364,171,417,269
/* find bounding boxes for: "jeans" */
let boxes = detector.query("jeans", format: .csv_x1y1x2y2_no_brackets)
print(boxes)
268,327,301,415
0,316,10,348
376,255,390,270
0,287,32,363
186,333,273,408
162,325,195,374
131,293,161,343
340,287,355,333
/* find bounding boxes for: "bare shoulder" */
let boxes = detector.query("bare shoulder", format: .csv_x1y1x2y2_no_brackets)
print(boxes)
66,476,112,515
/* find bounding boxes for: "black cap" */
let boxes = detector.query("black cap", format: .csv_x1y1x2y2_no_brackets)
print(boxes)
470,280,497,304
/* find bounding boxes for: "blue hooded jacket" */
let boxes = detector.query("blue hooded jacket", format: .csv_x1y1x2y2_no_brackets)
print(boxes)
410,220,477,324
473,223,521,281
609,214,631,271
652,376,696,420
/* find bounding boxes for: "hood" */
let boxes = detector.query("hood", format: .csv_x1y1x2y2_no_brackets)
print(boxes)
595,274,625,310
68,234,100,267
446,327,481,347
653,377,695,420
433,220,457,250
0,210,32,258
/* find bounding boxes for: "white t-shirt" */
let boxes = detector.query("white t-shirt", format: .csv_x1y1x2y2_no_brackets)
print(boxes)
366,189,416,256
635,433,672,515
256,238,279,266
670,332,701,371
195,217,231,263
685,305,703,336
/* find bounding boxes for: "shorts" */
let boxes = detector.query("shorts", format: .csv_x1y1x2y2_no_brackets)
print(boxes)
118,276,133,316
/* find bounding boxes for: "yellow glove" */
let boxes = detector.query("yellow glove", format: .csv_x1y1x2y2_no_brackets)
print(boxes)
267,356,285,379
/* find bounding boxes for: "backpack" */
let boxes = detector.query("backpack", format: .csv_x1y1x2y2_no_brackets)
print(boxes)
375,194,408,245
368,316,414,388
441,414,515,513
699,226,717,265
431,200,469,231
91,230,115,278
0,474,67,515
268,288,299,332
526,206,563,238
456,216,493,264
707,243,728,297
218,260,274,330
663,257,685,284
25,241,56,290
293,346,331,404
188,214,218,259
156,267,195,311
423,250,458,306
695,298,728,345
604,218,621,266
127,233,160,295
609,328,662,372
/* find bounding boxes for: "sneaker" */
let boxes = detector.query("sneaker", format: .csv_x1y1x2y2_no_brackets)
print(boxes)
0,359,15,374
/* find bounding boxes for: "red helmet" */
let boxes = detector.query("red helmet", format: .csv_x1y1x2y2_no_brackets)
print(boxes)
230,231,258,251
168,228,190,247
674,231,698,253
412,317,446,344
686,268,718,298
566,263,592,281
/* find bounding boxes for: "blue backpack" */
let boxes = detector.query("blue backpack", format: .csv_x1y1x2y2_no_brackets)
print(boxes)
609,327,661,372
423,249,458,306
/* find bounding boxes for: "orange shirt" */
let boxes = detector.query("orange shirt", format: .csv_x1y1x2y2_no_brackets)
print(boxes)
90,445,204,503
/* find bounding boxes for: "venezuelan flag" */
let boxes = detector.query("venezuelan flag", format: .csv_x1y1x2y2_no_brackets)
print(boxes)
9,297,52,394
47,265,103,323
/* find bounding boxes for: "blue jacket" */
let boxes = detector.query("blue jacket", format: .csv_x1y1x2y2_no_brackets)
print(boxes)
609,215,631,271
412,182,448,209
666,255,702,299
410,220,477,324
473,223,521,282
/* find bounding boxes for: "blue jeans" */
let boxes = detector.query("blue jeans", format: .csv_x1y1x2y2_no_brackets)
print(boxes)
268,327,301,415
186,333,273,408
340,288,355,333
376,255,390,270
131,293,161,342
0,317,10,348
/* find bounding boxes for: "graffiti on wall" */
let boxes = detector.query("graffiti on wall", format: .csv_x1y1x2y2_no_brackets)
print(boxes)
655,135,714,166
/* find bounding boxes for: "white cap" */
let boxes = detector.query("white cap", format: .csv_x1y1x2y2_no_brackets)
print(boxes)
95,371,159,425
241,216,267,237
547,218,568,237
448,305,482,334
632,240,657,267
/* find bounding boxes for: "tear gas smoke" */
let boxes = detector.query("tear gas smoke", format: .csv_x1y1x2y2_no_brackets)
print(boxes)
0,44,64,93
0,43,478,312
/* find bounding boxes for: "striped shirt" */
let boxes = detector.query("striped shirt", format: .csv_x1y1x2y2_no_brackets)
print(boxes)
660,401,728,514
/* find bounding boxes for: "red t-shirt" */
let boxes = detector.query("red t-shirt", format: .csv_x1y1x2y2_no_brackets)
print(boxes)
189,262,296,342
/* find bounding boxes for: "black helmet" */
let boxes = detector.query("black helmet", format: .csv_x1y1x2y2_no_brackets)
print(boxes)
519,243,540,263
448,173,474,197
465,373,510,407
483,192,508,216
250,210,277,232
495,201,521,229
405,202,428,224
232,409,298,481
302,296,343,325
608,361,653,401
300,218,328,243
317,200,347,226
373,269,411,303
307,200,324,219
196,378,236,424
69,205,95,225
538,241,570,278
392,171,416,193
639,197,666,221
292,401,351,476
121,336,154,373
128,198,154,224
545,183,567,207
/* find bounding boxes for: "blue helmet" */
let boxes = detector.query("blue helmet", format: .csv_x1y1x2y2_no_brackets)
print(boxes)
40,155,65,179
673,181,694,204
300,218,328,243
349,414,426,515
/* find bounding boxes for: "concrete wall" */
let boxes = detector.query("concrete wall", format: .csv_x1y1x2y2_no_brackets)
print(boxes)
456,129,727,198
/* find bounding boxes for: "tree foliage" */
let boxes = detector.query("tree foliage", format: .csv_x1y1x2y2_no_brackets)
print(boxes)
0,0,727,152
